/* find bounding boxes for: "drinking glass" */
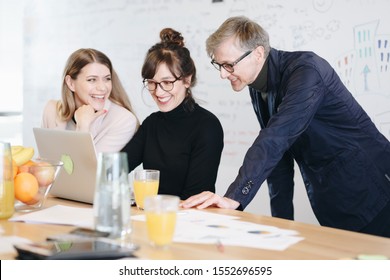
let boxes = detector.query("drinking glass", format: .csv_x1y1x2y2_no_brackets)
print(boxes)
133,169,159,210
0,142,14,219
144,195,179,248
93,152,132,240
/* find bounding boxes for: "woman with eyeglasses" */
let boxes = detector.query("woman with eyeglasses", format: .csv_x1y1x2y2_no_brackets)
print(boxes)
42,48,139,153
121,28,224,200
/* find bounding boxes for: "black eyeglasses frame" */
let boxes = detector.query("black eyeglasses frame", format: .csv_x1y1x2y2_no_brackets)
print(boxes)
142,77,182,92
210,49,253,73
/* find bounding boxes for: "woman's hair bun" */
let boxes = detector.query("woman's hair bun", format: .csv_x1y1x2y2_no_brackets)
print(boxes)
160,28,184,47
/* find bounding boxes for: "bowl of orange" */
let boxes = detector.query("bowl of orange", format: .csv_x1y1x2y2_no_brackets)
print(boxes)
14,158,63,212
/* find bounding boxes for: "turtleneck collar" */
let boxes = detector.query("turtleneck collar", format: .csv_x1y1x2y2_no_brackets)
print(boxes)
159,100,195,119
248,56,269,92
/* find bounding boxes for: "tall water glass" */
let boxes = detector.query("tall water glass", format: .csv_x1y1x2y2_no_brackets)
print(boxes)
93,152,132,240
0,142,14,219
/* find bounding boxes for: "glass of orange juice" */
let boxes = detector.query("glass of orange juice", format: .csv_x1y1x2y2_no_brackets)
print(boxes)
0,141,14,219
133,169,159,210
144,195,179,248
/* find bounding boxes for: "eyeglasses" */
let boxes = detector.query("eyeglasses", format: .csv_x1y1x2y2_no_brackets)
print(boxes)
211,50,253,73
143,77,181,92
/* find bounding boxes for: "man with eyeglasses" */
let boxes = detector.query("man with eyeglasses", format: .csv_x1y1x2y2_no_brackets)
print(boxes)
182,16,390,238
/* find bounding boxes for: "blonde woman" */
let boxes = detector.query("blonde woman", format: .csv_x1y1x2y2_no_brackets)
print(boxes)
42,48,139,153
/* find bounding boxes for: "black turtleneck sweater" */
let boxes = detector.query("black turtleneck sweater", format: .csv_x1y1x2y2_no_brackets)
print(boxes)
248,57,271,127
121,102,224,200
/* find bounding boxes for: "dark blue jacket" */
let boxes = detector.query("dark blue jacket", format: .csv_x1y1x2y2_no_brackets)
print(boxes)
225,48,390,231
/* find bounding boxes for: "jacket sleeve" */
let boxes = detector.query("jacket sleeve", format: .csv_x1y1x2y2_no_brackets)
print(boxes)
225,65,325,209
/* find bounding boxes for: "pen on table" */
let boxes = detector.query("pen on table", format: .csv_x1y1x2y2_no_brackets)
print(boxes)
216,239,224,253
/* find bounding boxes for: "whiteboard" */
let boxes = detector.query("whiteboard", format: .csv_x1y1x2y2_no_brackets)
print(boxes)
22,0,390,225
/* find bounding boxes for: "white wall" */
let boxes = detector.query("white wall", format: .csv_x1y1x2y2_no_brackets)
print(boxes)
0,0,23,145
7,0,390,226
0,0,23,112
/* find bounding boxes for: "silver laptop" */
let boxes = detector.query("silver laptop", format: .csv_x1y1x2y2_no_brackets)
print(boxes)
33,128,97,204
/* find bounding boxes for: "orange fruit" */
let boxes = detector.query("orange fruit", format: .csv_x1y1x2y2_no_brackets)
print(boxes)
17,160,36,174
14,172,39,203
12,159,18,179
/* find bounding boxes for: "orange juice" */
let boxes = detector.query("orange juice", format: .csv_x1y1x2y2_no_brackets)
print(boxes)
133,180,159,209
0,180,15,219
146,211,177,246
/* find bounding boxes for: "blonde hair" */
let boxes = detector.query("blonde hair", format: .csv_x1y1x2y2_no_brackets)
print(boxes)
59,48,139,126
206,16,270,58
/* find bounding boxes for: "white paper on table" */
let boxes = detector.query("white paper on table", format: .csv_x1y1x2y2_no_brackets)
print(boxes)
133,209,304,251
9,205,94,229
174,218,303,251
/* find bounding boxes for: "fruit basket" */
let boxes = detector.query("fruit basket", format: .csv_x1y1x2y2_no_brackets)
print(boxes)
14,158,63,212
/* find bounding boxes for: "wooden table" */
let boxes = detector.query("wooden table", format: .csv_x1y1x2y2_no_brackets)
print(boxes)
1,197,390,260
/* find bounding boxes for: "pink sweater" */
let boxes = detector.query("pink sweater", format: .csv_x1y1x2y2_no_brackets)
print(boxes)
41,99,137,153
